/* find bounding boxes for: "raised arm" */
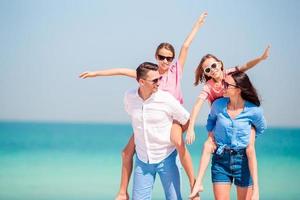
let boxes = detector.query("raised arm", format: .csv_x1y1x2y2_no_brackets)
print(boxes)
79,68,136,79
238,45,270,72
178,12,208,71
186,97,205,144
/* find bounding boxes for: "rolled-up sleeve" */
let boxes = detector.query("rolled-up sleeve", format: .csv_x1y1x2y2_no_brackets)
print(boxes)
169,95,190,125
198,84,210,101
252,107,267,136
206,102,217,132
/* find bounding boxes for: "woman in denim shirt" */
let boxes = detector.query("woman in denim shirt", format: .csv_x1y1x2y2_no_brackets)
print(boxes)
206,71,266,200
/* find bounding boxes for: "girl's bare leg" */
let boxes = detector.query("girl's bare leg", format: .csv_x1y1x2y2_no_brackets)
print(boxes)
115,135,135,200
190,133,216,198
170,123,196,197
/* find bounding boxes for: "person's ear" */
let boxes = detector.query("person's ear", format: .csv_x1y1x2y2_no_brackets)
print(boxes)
139,79,145,86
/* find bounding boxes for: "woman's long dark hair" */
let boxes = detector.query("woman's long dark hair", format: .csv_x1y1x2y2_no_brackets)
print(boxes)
230,71,261,106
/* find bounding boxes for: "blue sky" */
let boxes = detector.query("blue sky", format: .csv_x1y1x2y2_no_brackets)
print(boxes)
0,0,299,127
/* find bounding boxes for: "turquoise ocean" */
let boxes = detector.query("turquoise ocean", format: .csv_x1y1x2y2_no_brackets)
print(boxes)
0,122,299,200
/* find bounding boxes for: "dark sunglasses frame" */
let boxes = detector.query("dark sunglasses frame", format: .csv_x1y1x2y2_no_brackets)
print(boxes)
222,80,239,89
146,76,163,84
157,55,174,62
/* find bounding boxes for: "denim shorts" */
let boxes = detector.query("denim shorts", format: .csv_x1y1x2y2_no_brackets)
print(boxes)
211,148,253,187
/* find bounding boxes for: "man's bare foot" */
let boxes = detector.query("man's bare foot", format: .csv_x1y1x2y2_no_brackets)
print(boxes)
189,181,204,199
115,192,129,200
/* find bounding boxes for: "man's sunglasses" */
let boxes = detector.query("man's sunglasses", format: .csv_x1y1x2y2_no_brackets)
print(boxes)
222,80,239,89
146,76,163,84
203,62,220,75
157,55,174,62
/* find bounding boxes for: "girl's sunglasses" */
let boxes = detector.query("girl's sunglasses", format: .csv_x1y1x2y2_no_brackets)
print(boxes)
157,55,174,62
203,62,220,75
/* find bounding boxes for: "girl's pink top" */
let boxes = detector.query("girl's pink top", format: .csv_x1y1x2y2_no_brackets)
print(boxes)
159,60,184,104
198,67,238,104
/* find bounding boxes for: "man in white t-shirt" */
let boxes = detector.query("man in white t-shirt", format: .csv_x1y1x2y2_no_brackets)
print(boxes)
124,62,190,200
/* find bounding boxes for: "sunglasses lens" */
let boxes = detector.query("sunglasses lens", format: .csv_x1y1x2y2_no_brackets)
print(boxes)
211,63,217,69
205,68,211,74
152,77,162,84
158,55,173,62
166,57,173,62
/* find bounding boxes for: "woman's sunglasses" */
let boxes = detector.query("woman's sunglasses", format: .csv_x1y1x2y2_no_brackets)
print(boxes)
157,55,174,62
146,76,163,84
203,62,220,75
222,80,239,89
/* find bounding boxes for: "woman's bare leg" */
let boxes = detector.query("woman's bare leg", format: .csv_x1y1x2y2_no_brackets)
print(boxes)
237,186,253,200
115,135,135,200
213,183,231,200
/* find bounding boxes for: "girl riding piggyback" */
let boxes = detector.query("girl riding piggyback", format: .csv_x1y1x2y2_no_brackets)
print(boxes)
188,46,270,200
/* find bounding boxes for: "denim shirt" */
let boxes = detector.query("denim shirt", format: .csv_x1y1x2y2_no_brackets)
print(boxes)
206,98,266,154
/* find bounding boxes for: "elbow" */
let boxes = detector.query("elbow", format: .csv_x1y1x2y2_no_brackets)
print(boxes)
181,119,190,132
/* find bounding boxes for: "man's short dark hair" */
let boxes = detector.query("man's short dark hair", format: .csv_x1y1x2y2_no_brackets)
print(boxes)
136,62,158,81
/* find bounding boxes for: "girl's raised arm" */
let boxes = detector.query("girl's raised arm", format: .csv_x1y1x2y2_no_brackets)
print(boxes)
238,45,270,72
79,68,136,79
186,97,206,144
178,12,208,71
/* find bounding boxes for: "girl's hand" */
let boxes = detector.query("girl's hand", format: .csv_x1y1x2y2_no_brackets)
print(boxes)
79,71,97,79
197,12,208,26
186,128,196,145
260,45,270,60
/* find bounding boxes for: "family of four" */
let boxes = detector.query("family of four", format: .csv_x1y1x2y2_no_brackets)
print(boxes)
80,12,269,200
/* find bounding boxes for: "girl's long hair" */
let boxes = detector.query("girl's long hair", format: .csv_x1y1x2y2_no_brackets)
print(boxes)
194,54,224,86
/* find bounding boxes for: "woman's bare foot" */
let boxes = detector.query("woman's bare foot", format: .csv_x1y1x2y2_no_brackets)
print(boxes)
115,192,129,200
